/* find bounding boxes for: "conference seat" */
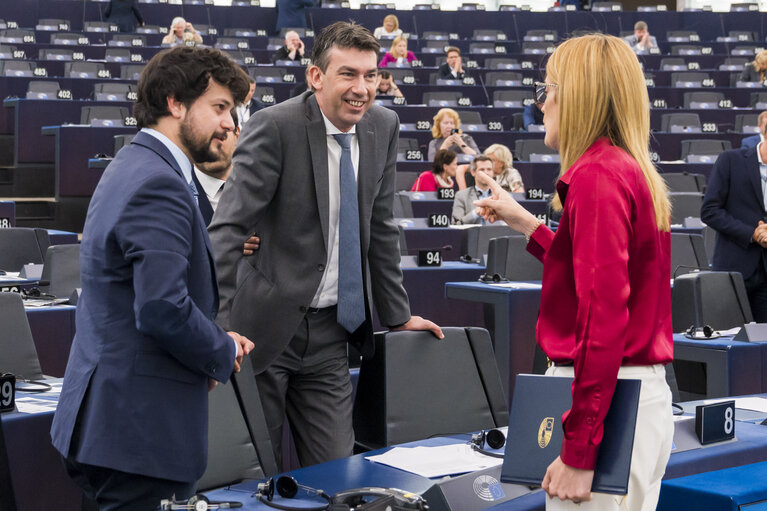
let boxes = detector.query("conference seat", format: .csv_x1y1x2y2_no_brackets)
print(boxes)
485,71,522,86
422,91,462,107
197,356,278,491
120,64,145,80
224,49,256,66
215,37,249,50
731,2,759,11
397,138,420,160
104,48,132,63
456,110,482,125
670,192,705,225
660,113,702,133
395,172,418,192
671,271,752,332
249,67,287,84
278,27,307,37
136,25,162,34
0,227,50,272
0,293,45,381
114,133,135,155
0,61,35,77
731,45,758,57
353,327,508,449
50,32,83,45
670,232,708,278
266,37,283,51
192,24,215,37
592,1,622,11
387,68,415,84
485,58,520,70
493,89,534,108
666,30,700,43
522,42,554,54
224,28,259,37
422,31,449,40
662,172,706,193
683,92,725,109
421,40,448,54
514,138,558,162
84,21,113,33
65,61,106,79
680,139,731,163
469,42,496,54
473,29,507,41
484,235,543,281
750,92,767,108
36,18,70,31
727,30,757,42
671,45,704,56
524,29,557,42
467,224,516,260
94,82,135,101
109,34,145,47
39,48,74,61
0,44,15,58
38,244,81,299
26,80,62,99
660,58,686,71
670,72,710,88
735,113,760,134
720,57,747,71
80,106,129,127
459,3,483,10
0,29,35,44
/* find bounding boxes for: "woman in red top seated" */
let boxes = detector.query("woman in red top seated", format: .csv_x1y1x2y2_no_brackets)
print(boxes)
378,36,416,68
475,34,674,510
411,149,457,191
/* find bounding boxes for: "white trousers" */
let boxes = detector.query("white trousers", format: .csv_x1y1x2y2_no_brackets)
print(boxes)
545,364,674,511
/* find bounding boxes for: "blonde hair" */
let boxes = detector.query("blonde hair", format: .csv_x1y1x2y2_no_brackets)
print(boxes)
546,34,670,231
752,50,767,74
169,17,186,33
431,108,461,138
383,14,399,31
389,35,408,58
484,143,514,169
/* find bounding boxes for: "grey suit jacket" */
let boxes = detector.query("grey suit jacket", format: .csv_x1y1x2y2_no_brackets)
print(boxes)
209,92,410,372
452,187,484,225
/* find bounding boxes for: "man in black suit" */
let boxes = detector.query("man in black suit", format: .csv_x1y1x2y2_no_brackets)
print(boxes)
438,46,465,80
271,30,307,63
105,0,144,33
741,111,767,149
702,136,767,322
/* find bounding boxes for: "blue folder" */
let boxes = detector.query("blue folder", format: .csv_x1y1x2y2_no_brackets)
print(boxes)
500,374,641,495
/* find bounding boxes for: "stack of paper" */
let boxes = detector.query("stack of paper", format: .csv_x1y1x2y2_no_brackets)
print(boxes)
366,443,503,478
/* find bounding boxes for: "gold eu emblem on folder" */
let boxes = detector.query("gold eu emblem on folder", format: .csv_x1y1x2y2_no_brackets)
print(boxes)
538,417,554,448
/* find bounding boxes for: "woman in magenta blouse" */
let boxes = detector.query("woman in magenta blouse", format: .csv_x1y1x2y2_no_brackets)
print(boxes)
476,34,674,510
378,36,416,68
411,149,457,191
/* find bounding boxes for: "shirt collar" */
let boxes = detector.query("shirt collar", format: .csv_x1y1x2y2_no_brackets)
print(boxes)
757,141,767,167
556,137,612,204
193,167,226,197
141,127,193,184
320,110,357,136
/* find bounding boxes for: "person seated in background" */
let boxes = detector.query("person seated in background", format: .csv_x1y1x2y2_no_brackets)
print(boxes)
427,108,479,160
193,108,240,225
378,36,416,68
438,46,465,80
485,143,524,193
376,71,403,97
236,77,268,125
411,149,458,191
161,17,202,45
452,155,495,224
742,111,767,149
373,14,402,40
740,50,767,84
271,30,307,63
523,102,544,130
622,21,657,54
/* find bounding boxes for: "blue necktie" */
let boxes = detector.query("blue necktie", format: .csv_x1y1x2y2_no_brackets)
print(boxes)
333,134,365,333
188,179,199,205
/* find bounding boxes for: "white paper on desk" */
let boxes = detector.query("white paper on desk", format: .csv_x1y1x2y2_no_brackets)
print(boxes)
488,282,542,290
701,396,767,413
365,444,503,478
15,397,57,413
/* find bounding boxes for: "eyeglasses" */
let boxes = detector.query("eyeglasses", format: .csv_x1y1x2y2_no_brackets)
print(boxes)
534,82,558,104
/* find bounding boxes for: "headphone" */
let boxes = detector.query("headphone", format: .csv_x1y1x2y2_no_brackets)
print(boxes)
684,325,720,340
470,428,506,458
159,494,242,510
479,272,508,283
256,476,332,511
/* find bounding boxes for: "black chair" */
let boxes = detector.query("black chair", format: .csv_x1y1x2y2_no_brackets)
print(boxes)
0,29,35,44
0,227,50,272
661,113,702,133
473,29,506,41
38,48,73,61
522,42,553,55
114,134,136,155
671,45,703,56
422,91,461,107
39,244,81,299
109,34,145,47
249,67,286,84
353,327,508,449
735,114,760,134
666,30,700,42
397,138,419,158
457,110,482,125
65,62,105,79
26,80,61,99
80,106,129,127
36,18,70,31
84,21,114,33
524,29,557,42
680,139,731,164
387,68,415,84
683,92,724,109
0,61,34,77
0,44,15,58
224,28,259,37
93,82,135,101
670,72,710,88
466,224,515,260
514,138,557,161
659,58,686,71
468,42,495,55
750,92,767,108
49,32,81,45
104,48,132,63
720,57,747,71
197,356,278,491
485,71,522,87
670,192,705,225
422,31,449,40
0,293,45,380
485,58,519,70
671,271,752,332
670,232,708,277
215,37,249,50
484,235,542,281
120,64,145,81
493,90,533,108
592,1,622,10
662,172,706,193
395,173,418,192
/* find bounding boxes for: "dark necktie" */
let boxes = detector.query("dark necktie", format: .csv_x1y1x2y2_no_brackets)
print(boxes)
333,134,365,333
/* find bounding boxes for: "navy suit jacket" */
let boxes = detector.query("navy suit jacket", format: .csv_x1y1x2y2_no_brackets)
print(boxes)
51,131,235,483
105,0,143,33
701,145,767,280
741,134,761,150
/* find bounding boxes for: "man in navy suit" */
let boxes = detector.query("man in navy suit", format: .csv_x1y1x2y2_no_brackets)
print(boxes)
740,111,767,149
50,47,253,510
702,135,767,322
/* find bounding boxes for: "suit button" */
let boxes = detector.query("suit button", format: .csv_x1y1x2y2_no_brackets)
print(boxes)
317,264,325,272
300,306,307,313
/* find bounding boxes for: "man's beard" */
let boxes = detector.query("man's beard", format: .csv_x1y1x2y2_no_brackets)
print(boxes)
179,117,224,164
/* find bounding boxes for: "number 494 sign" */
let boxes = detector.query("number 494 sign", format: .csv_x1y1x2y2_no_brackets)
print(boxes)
0,373,15,412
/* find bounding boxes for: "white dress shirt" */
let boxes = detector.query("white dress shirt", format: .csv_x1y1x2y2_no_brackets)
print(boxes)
310,113,360,309
193,167,226,211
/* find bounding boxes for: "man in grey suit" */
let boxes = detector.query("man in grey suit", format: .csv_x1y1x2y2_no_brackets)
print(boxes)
209,21,442,469
452,155,495,225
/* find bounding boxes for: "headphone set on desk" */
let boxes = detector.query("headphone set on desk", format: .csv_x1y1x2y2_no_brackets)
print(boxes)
470,428,506,459
159,494,242,510
254,476,428,511
684,324,720,340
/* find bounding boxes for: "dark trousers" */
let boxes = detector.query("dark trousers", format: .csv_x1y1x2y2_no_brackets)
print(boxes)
745,263,767,323
63,457,195,511
255,305,354,470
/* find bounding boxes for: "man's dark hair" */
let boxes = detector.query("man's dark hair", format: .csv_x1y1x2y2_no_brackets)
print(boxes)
432,149,457,176
311,21,380,72
379,70,392,80
471,154,493,170
134,46,250,129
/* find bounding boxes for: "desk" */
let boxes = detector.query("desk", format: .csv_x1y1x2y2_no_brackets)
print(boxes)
25,305,76,377
445,281,542,400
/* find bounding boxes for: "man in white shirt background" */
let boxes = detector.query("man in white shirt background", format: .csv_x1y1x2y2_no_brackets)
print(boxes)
193,107,239,223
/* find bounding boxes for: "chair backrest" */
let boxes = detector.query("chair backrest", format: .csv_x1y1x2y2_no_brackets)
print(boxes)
667,30,699,42
456,110,482,125
0,293,44,380
660,58,686,70
94,82,134,101
670,232,708,277
485,71,522,86
423,91,461,107
39,48,73,61
466,224,516,259
393,191,414,217
682,92,724,109
0,61,33,77
662,172,705,193
485,58,519,70
671,271,753,332
26,80,61,96
514,138,555,161
197,356,277,490
0,227,50,272
493,90,533,108
65,61,103,78
661,113,702,132
669,192,704,225
39,244,81,299
751,92,767,108
120,64,145,80
671,72,710,87
735,113,760,133
114,133,136,155
353,327,508,448
80,106,129,126
485,236,543,281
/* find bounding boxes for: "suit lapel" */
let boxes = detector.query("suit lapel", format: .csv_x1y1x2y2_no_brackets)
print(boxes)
747,147,765,212
356,116,376,250
306,96,330,252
